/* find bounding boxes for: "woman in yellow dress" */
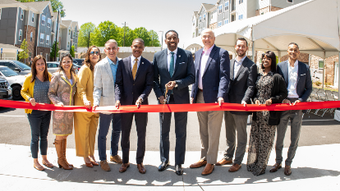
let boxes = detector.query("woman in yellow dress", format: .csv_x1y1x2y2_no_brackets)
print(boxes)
74,46,101,167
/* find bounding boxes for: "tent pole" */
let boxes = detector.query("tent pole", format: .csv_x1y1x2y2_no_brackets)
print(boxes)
252,25,255,62
338,51,340,100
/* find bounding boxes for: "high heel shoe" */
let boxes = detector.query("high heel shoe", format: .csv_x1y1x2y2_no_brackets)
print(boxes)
85,162,93,168
90,160,99,166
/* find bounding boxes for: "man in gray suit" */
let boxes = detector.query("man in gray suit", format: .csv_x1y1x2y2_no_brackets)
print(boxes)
93,39,122,172
153,30,195,175
270,42,312,176
216,38,257,172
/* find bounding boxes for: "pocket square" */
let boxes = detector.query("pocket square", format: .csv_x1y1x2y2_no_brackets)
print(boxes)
300,73,306,76
180,62,185,64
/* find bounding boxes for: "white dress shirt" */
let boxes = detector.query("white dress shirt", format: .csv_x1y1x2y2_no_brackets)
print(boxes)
234,56,246,79
287,60,299,98
198,45,214,90
167,48,178,72
130,55,141,71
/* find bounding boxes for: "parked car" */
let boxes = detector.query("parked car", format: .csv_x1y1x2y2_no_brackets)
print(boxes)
47,62,60,74
0,76,12,100
73,58,84,66
0,66,25,100
0,60,31,75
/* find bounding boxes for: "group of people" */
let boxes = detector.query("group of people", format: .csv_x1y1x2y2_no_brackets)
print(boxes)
21,28,312,177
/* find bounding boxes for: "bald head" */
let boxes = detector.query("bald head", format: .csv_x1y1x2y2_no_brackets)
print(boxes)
201,29,215,49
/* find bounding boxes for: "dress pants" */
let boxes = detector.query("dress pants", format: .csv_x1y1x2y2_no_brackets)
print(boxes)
74,112,99,157
27,110,51,159
275,98,303,166
224,111,248,165
159,95,187,165
121,112,147,164
196,90,223,164
98,113,121,161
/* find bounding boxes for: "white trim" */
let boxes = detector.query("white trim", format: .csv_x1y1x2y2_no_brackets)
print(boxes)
47,18,51,28
30,32,33,42
46,34,50,45
18,29,22,41
14,7,19,44
40,33,44,44
20,8,24,21
31,12,34,23
41,14,45,26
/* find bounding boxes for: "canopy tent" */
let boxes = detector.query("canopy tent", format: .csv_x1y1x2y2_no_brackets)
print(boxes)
184,0,340,90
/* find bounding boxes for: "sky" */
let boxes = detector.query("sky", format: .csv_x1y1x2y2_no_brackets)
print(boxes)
62,0,218,48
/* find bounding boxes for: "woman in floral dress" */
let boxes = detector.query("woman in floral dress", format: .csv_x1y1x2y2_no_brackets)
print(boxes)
247,51,287,176
48,54,77,170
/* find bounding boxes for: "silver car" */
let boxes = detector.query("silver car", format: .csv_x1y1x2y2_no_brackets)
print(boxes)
0,76,12,100
0,60,31,75
0,66,25,100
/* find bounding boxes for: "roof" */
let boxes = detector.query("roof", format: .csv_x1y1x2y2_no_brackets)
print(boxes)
71,21,79,31
202,3,215,11
0,0,52,14
61,20,72,28
0,0,18,4
22,1,49,12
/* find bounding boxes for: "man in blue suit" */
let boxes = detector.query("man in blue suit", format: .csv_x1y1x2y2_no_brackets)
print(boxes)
115,38,154,174
190,29,230,175
270,42,312,176
153,30,195,175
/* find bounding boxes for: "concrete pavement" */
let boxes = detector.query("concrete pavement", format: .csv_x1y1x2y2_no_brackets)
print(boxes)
1,143,339,190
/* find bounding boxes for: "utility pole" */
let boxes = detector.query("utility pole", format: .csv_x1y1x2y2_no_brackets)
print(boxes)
54,9,60,61
87,32,90,48
122,22,126,47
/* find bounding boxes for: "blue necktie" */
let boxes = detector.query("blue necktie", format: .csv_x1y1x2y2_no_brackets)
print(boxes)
169,52,174,77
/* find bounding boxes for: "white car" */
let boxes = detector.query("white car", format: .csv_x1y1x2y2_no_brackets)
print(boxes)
0,66,25,100
0,76,12,100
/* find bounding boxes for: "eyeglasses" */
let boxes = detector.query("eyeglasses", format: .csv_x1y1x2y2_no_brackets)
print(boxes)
90,51,99,55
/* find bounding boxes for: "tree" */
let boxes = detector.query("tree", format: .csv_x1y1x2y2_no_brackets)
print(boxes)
18,39,29,64
78,22,96,47
133,27,152,46
50,41,59,61
148,30,161,47
16,0,65,17
70,45,75,58
91,21,121,46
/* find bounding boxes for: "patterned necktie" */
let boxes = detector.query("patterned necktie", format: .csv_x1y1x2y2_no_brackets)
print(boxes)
169,52,174,77
132,58,138,80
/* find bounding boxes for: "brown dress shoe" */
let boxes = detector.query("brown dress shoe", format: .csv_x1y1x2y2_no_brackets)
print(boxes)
119,163,130,173
190,159,207,168
201,163,214,175
100,160,111,172
284,165,292,176
270,163,282,173
216,158,232,166
229,163,241,172
137,163,146,174
110,155,123,164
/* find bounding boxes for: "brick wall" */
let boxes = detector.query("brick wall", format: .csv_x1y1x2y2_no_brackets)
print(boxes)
23,25,36,60
310,54,339,85
37,47,51,61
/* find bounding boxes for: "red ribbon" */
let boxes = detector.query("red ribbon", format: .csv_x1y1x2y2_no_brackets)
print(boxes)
0,99,339,113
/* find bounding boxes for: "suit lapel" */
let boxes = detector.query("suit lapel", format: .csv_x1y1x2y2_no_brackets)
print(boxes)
104,58,114,83
173,49,181,78
234,58,247,80
162,50,171,78
126,56,133,81
230,59,235,80
283,61,289,85
297,61,303,90
203,46,218,76
135,57,145,80
196,49,203,75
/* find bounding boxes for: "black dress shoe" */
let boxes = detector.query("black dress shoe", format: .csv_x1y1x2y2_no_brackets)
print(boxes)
158,162,169,171
175,164,183,175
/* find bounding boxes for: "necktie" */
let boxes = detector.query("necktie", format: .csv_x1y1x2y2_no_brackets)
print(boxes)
132,58,138,80
169,52,174,77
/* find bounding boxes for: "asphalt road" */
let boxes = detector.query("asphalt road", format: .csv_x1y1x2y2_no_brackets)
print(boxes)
1,92,340,153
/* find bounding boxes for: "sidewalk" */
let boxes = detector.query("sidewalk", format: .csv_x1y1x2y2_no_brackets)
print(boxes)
1,143,339,190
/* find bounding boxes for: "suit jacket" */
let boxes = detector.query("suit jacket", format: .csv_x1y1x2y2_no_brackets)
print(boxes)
93,57,116,106
229,57,257,115
277,60,312,102
153,48,195,104
115,56,153,105
191,45,230,103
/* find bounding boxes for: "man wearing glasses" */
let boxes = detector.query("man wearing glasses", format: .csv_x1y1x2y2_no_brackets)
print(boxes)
93,39,122,172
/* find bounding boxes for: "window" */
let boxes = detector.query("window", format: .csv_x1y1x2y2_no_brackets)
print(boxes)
239,0,243,4
287,0,293,3
31,13,34,23
238,14,243,20
46,35,50,45
199,16,202,22
225,2,229,11
47,18,51,28
0,8,2,20
319,60,324,69
19,29,22,41
30,32,33,42
68,29,71,35
20,9,24,20
67,42,70,48
218,21,222,27
218,5,223,13
41,15,45,25
224,19,229,25
203,14,206,20
40,33,44,44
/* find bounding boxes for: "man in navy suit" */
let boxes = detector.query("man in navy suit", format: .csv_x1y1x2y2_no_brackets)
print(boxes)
115,38,154,174
270,42,312,176
190,29,230,175
216,38,257,173
153,30,195,175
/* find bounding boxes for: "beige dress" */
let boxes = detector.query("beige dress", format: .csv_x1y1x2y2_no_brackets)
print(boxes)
48,71,77,136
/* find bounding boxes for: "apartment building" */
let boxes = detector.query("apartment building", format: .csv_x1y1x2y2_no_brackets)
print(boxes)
192,0,307,37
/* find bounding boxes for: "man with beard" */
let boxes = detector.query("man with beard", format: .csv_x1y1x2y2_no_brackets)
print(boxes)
270,42,312,176
153,30,195,175
115,38,153,174
216,38,257,172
